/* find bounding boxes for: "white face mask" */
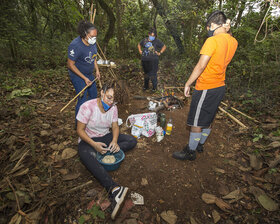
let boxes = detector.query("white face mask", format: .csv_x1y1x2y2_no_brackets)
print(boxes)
88,36,96,45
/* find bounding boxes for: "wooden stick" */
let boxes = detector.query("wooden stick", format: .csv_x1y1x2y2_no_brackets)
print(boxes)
60,78,97,113
90,4,93,22
61,180,93,196
218,106,247,128
92,8,96,24
164,86,184,89
6,177,21,211
9,149,30,174
221,102,259,123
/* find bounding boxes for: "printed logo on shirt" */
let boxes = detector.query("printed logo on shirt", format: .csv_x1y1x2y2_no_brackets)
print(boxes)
85,51,96,64
143,41,155,56
70,49,75,57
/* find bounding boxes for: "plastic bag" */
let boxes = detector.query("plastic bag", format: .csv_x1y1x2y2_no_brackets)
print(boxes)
126,112,157,138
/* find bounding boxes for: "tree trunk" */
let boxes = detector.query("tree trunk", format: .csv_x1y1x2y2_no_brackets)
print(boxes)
150,0,184,54
97,0,116,51
234,0,246,29
115,0,126,56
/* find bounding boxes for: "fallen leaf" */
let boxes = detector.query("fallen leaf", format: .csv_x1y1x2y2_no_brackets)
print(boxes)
141,178,148,186
156,214,161,223
267,133,280,141
249,154,263,170
190,216,198,224
214,168,225,174
215,198,232,211
13,168,29,177
212,210,221,223
238,166,252,172
262,123,279,130
265,117,278,123
61,148,77,160
201,193,217,204
269,155,280,168
62,173,80,181
86,189,98,198
218,184,230,196
40,130,49,136
267,141,280,149
50,144,58,150
249,186,279,211
160,210,177,224
8,213,22,224
27,207,46,224
58,169,68,175
222,189,244,201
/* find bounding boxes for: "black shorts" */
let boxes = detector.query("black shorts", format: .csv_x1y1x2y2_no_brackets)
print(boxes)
187,86,226,127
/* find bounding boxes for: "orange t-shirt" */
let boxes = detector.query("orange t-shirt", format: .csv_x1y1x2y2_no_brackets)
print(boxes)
195,33,238,90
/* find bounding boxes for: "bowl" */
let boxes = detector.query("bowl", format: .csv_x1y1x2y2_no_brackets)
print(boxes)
96,149,125,171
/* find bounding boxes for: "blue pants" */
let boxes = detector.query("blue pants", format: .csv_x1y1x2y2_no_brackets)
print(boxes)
70,74,97,118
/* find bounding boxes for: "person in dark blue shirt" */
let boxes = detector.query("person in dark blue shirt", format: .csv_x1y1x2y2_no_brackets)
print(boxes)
138,28,166,91
67,21,100,121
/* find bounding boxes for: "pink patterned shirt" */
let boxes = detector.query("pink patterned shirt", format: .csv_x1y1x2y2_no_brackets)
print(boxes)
76,99,118,139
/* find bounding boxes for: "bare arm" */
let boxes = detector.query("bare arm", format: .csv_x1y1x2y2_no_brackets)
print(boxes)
77,121,108,154
160,45,166,54
184,54,211,97
94,59,100,79
67,59,92,86
108,122,120,153
137,43,142,55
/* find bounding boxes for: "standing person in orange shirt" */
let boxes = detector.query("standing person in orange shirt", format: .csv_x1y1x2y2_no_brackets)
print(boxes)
173,11,238,161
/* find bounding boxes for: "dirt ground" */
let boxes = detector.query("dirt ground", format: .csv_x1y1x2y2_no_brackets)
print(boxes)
0,67,279,224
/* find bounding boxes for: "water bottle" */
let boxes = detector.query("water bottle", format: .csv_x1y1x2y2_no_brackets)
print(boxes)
160,113,166,128
166,118,173,135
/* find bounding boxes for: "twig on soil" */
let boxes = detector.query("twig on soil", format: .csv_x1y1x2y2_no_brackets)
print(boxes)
218,106,247,128
164,86,184,89
221,102,259,123
5,177,32,223
9,149,30,174
60,180,93,196
5,177,20,211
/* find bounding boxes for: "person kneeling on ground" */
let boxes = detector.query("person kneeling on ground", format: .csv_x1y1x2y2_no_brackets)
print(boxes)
76,82,137,219
173,11,238,161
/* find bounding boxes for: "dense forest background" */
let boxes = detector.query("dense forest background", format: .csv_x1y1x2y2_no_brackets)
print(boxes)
0,0,279,112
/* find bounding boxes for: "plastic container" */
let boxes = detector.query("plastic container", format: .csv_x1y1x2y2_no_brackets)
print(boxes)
166,118,173,135
159,113,166,128
96,150,125,171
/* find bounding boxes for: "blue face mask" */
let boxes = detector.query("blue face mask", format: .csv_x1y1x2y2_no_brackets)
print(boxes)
101,100,111,112
149,35,155,41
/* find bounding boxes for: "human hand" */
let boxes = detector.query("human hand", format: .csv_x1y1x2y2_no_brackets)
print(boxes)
139,51,142,55
94,142,108,154
108,141,120,153
155,51,161,56
96,70,101,80
84,77,93,86
184,85,191,97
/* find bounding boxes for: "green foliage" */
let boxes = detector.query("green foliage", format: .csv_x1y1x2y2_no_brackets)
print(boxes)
253,133,263,142
87,205,105,219
272,129,280,137
268,168,278,174
78,204,105,223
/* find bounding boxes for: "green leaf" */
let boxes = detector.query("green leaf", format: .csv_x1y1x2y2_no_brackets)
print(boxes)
78,215,85,224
